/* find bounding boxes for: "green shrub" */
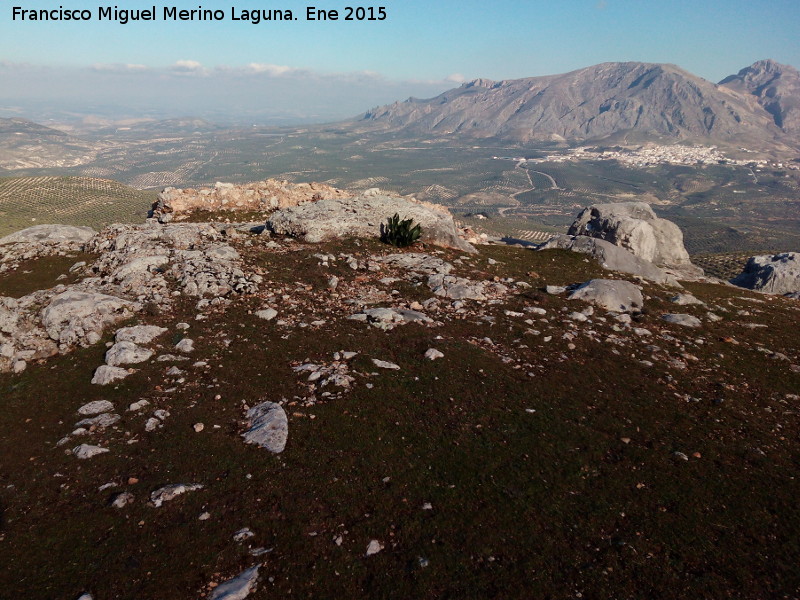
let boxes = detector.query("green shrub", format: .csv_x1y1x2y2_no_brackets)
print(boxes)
381,213,422,247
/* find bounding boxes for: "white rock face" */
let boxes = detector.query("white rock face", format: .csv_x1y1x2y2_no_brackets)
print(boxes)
568,279,644,313
731,252,800,295
91,365,131,385
241,402,288,453
568,202,696,270
105,341,154,367
268,194,476,253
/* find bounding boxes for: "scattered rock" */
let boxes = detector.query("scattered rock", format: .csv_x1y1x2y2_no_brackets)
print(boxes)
670,293,705,306
241,402,288,453
372,359,400,370
91,365,131,385
209,565,260,600
150,483,204,507
424,348,444,360
175,338,194,353
661,314,702,328
105,341,154,367
366,540,383,556
255,308,278,321
111,492,134,508
78,400,115,415
233,528,255,542
73,444,109,459
568,279,643,313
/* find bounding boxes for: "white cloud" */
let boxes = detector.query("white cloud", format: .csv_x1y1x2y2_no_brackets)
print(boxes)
91,63,148,72
446,73,466,83
171,59,207,75
246,63,295,76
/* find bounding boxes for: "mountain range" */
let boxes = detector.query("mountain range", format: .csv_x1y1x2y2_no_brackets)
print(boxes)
359,59,800,152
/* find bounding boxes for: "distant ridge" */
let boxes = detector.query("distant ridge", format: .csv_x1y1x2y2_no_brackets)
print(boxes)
359,61,799,150
719,59,800,134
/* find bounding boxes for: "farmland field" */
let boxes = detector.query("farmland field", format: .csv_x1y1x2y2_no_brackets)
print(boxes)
0,176,156,237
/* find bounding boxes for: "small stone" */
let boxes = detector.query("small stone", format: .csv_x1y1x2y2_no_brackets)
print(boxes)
209,565,260,600
233,527,255,542
366,540,383,556
73,444,109,459
150,483,204,507
242,402,288,453
193,423,205,433
255,308,278,321
12,360,26,373
175,338,194,353
78,400,114,415
128,399,149,412
673,451,689,461
424,348,444,361
199,512,211,520
372,359,400,370
111,492,134,508
422,502,433,510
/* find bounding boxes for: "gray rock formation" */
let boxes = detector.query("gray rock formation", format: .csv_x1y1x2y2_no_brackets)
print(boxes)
40,291,140,348
73,444,109,459
731,252,800,295
427,274,508,301
241,402,288,453
539,234,676,284
568,279,643,312
267,194,476,253
567,202,696,271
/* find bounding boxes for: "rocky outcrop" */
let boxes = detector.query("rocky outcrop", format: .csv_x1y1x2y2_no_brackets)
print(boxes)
0,224,98,274
731,252,800,295
268,192,476,253
539,234,676,285
151,179,350,223
0,224,96,246
567,202,697,272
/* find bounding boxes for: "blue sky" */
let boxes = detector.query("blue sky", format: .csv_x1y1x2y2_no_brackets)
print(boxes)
1,0,799,123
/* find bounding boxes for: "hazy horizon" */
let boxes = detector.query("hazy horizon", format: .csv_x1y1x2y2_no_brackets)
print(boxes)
1,0,799,126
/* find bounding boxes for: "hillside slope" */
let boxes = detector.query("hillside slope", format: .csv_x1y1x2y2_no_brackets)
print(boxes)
0,215,798,599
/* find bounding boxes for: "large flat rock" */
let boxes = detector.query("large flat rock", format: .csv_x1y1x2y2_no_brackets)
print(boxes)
268,194,476,253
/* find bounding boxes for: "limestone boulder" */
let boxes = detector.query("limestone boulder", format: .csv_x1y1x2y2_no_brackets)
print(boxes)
539,234,676,285
731,252,800,295
568,202,698,272
268,195,476,253
241,401,288,453
568,279,644,312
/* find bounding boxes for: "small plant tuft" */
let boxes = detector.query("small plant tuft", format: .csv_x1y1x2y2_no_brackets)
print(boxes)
381,213,422,247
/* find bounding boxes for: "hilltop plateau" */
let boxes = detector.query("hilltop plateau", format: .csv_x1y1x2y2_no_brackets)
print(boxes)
0,191,798,599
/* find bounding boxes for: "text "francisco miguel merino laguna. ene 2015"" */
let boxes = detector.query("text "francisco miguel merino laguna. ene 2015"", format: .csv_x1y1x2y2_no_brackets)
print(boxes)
11,5,387,23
